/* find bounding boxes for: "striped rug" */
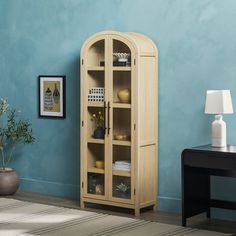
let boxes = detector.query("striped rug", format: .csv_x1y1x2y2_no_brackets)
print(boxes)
0,198,232,236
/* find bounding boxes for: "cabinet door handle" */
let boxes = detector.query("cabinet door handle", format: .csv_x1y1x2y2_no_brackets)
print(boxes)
104,101,107,134
108,101,111,135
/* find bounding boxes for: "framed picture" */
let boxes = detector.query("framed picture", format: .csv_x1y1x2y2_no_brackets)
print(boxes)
38,75,66,118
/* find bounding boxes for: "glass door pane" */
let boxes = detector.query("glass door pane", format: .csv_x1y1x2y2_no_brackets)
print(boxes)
87,143,105,196
113,39,131,67
110,38,133,201
112,145,131,199
85,38,107,198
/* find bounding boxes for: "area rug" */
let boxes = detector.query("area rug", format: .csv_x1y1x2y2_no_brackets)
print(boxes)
0,198,232,236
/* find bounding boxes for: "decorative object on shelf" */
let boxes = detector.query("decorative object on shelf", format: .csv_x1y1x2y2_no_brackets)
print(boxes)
88,174,104,195
44,88,53,110
39,75,66,118
88,87,104,102
113,53,131,66
53,83,60,104
88,176,97,194
114,134,130,141
93,126,105,139
113,161,131,171
205,90,233,147
0,98,34,195
95,184,104,195
91,111,105,139
95,160,104,169
117,88,131,103
114,182,130,198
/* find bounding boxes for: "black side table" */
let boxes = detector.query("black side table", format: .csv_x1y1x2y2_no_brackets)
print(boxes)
182,145,236,226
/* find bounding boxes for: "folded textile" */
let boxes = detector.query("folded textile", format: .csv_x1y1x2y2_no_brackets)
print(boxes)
113,161,131,171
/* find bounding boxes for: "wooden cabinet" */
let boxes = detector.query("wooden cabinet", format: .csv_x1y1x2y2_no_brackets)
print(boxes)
80,31,158,216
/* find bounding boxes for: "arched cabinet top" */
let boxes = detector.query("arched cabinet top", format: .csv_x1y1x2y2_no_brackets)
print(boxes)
81,31,158,57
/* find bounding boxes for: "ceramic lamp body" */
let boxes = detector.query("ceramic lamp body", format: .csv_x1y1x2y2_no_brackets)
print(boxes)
212,115,226,147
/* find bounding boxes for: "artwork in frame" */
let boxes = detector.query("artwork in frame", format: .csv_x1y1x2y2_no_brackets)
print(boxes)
38,75,66,118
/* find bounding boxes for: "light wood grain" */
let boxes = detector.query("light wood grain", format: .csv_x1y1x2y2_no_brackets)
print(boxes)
80,31,158,215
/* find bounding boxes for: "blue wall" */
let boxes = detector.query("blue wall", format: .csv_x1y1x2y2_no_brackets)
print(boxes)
1,0,236,221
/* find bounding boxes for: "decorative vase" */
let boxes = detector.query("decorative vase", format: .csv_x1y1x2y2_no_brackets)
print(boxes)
93,126,105,139
44,87,53,110
117,89,131,103
0,168,19,196
53,83,60,104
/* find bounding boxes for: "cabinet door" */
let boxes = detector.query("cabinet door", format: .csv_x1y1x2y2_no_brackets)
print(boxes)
108,36,135,203
81,36,109,200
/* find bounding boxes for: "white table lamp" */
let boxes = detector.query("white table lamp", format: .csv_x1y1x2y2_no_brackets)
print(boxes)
205,90,233,147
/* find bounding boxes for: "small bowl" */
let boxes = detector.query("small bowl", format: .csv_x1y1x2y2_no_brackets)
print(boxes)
95,161,104,169
114,134,130,141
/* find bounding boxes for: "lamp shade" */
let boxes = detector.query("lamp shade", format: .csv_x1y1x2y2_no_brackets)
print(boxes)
205,90,233,114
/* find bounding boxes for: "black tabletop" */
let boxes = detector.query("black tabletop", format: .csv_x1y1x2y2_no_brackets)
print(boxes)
189,144,236,153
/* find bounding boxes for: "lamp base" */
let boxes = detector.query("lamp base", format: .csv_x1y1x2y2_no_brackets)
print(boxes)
211,114,226,148
212,137,226,147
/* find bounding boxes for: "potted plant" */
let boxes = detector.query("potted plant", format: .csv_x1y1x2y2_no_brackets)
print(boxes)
91,111,105,139
0,98,34,195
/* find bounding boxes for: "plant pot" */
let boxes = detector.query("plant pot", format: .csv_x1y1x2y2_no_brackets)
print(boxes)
0,168,19,196
93,126,105,139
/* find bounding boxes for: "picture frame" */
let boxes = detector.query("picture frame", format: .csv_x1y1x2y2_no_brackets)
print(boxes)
38,75,66,118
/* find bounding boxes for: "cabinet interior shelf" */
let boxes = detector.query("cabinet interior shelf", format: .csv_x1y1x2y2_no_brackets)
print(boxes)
113,103,131,109
88,167,105,174
113,140,131,146
88,102,131,109
87,102,104,108
87,66,104,71
113,66,131,71
88,138,104,144
113,170,131,177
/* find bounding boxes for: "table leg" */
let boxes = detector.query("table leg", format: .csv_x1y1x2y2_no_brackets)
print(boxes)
207,208,211,218
182,152,211,226
182,218,186,227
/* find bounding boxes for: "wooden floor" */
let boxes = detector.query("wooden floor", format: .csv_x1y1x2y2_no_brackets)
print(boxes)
7,191,236,235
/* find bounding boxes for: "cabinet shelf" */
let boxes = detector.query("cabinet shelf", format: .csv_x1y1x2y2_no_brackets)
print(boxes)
88,167,105,174
87,66,104,71
88,102,104,107
113,103,131,109
113,140,131,146
113,170,131,177
88,138,104,144
113,66,131,71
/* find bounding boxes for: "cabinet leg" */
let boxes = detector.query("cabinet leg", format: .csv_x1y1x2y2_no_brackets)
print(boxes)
80,199,85,209
135,207,140,217
182,218,186,227
153,204,157,211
